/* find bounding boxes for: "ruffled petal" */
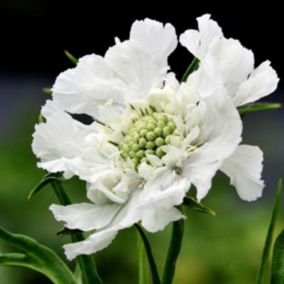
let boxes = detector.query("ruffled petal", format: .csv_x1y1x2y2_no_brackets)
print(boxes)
234,61,279,106
105,19,177,102
180,14,223,59
130,18,177,58
139,168,190,232
141,207,183,233
221,145,264,201
207,38,254,95
183,90,242,201
52,54,126,122
50,203,121,231
63,191,141,260
32,112,96,178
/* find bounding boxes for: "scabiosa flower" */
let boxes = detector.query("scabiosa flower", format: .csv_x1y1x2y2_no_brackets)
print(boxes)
32,17,272,260
180,14,279,106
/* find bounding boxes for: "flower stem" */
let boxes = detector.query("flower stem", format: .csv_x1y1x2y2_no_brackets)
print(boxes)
162,219,185,284
181,57,199,82
50,180,102,284
135,224,161,284
137,229,149,284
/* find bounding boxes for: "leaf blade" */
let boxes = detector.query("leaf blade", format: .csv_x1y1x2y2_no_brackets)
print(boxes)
271,230,284,283
0,226,77,284
256,179,283,284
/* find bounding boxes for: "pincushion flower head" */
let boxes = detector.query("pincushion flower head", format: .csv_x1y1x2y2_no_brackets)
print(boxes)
32,15,278,260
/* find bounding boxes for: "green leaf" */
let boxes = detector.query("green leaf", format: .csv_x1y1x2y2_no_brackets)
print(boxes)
64,50,78,65
135,224,161,284
137,230,149,284
256,179,283,284
0,226,77,284
181,57,199,82
238,102,281,116
28,173,65,200
271,230,284,283
183,196,216,216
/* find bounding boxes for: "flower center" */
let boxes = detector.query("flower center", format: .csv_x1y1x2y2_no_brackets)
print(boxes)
119,112,180,167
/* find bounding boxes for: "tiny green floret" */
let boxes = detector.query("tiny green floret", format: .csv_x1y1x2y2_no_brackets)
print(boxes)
119,112,182,167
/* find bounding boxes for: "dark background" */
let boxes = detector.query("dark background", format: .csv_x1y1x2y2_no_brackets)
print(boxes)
0,1,283,284
0,1,283,83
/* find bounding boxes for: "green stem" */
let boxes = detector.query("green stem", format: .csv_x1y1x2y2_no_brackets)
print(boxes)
135,224,161,284
181,58,199,82
50,181,102,284
137,229,149,284
162,219,185,284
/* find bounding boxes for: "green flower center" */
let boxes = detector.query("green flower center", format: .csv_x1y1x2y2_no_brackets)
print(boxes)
119,112,180,167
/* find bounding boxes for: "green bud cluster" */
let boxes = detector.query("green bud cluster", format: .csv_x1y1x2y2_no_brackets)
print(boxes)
119,112,180,167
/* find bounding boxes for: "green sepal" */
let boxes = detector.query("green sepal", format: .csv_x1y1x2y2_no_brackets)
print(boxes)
42,87,52,95
181,58,200,82
64,50,78,65
238,102,281,116
28,173,65,200
0,226,77,284
183,196,216,216
57,227,84,237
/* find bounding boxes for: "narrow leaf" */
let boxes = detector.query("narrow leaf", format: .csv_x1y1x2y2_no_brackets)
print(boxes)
183,196,216,216
28,173,65,200
181,57,199,82
271,230,284,283
64,50,78,65
0,226,77,284
238,102,281,116
135,224,161,284
256,179,283,284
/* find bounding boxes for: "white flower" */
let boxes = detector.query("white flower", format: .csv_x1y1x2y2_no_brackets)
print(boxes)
180,14,279,106
32,18,268,260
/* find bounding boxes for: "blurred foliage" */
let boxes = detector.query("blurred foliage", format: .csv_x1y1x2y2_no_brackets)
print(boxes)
0,96,283,284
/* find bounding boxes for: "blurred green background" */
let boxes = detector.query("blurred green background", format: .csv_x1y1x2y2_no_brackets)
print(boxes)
0,1,283,283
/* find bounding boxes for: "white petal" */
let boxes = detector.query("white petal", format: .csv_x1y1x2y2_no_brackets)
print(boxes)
106,19,177,103
180,14,223,59
32,112,94,177
207,38,254,95
63,191,141,260
64,228,119,260
105,40,169,102
220,145,264,201
234,61,279,106
50,203,121,231
139,169,190,232
130,18,177,58
41,100,63,119
183,91,242,201
52,54,126,122
141,207,183,233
